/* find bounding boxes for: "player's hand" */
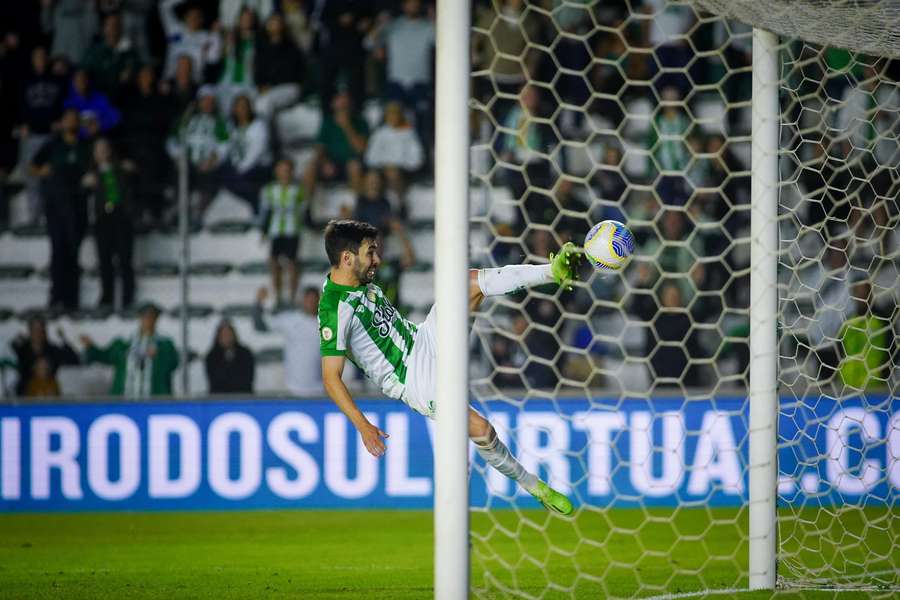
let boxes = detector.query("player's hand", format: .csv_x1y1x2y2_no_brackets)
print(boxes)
79,335,94,348
358,422,389,457
256,286,269,304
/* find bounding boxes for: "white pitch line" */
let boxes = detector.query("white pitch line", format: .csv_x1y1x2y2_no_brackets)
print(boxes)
641,587,747,600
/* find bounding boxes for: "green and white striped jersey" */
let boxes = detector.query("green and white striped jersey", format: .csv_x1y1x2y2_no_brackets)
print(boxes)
259,183,305,237
318,275,418,399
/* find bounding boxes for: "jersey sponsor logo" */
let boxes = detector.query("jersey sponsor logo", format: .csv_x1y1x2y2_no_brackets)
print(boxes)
321,327,333,341
371,303,397,338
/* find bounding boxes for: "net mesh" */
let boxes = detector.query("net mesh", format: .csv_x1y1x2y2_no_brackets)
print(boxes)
465,0,898,597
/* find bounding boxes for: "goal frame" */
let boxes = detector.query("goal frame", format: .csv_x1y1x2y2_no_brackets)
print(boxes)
433,11,784,598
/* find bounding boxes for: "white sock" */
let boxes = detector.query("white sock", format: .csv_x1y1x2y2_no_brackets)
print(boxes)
477,264,553,297
474,432,539,494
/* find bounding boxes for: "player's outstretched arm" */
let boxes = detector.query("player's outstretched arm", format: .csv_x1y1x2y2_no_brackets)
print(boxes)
321,355,390,457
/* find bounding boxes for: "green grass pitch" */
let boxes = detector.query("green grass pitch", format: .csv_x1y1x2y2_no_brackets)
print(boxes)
0,508,893,599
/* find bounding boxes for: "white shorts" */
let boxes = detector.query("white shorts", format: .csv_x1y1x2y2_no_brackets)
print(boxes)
401,305,437,418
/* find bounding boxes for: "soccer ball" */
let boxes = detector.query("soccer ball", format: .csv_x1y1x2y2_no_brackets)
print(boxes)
583,220,635,271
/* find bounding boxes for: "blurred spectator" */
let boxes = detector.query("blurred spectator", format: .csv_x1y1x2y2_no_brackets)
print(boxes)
159,0,222,84
254,12,306,123
82,138,135,309
163,55,199,117
121,65,173,225
258,158,308,306
472,0,541,113
647,281,693,385
281,0,313,52
641,210,694,299
364,101,424,205
345,170,415,305
64,69,121,133
121,0,155,63
220,0,273,29
305,90,368,195
11,315,79,397
166,86,229,218
82,13,139,102
500,85,552,200
312,0,373,106
648,86,690,205
838,280,892,390
253,286,324,396
205,319,255,394
31,108,92,310
510,312,559,389
216,7,257,115
41,0,99,65
24,357,61,398
220,93,271,211
592,146,628,220
367,0,435,147
17,45,65,225
81,304,179,398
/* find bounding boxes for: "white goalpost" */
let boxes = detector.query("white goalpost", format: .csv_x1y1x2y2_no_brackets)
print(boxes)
435,0,899,597
433,1,471,599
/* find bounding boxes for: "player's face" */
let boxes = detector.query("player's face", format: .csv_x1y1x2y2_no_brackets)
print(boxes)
354,239,381,284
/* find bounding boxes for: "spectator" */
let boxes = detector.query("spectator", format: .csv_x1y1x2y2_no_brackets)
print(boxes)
281,0,313,52
305,90,368,195
162,55,198,119
367,0,435,146
648,86,690,205
159,0,222,84
121,65,173,225
500,85,552,200
205,319,255,394
220,93,271,211
838,280,892,390
17,46,65,225
83,138,135,310
11,315,79,397
63,69,121,133
121,0,155,63
81,13,139,102
258,158,307,306
253,12,305,122
346,170,415,305
364,101,424,204
41,0,99,65
81,303,180,398
253,286,324,396
510,312,559,389
216,7,258,116
220,0,273,29
313,0,373,106
31,108,92,310
24,357,61,398
166,86,229,218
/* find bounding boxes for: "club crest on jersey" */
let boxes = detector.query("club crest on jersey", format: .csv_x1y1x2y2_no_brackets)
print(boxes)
371,304,396,337
366,287,377,302
321,327,333,341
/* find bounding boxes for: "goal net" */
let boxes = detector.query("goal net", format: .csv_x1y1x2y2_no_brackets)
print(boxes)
465,0,899,597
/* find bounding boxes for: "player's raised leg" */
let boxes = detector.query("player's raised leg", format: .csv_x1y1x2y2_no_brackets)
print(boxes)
468,241,582,310
468,408,574,516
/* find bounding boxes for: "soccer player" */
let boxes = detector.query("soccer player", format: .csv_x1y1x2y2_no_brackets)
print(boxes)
318,220,580,515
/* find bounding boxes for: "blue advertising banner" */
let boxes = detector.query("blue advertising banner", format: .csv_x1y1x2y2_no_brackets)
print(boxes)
0,396,897,512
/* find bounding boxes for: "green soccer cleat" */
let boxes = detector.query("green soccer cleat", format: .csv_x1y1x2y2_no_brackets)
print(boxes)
531,481,574,515
549,241,583,290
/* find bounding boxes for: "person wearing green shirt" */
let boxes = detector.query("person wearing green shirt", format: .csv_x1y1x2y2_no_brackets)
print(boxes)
838,281,891,390
80,304,180,398
304,90,368,195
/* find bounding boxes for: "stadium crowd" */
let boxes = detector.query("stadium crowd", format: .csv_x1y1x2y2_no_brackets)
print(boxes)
0,0,896,399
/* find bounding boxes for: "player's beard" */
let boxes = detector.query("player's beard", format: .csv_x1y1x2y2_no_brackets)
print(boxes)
356,259,377,284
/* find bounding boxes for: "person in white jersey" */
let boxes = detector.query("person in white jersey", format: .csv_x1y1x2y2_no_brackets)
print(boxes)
318,220,581,514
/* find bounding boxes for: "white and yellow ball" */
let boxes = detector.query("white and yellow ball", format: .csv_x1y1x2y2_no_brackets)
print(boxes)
584,220,635,271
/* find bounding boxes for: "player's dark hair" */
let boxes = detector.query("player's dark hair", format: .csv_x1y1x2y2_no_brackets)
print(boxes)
324,219,380,266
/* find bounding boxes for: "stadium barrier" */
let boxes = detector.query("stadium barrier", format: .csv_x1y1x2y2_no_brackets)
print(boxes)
1,396,897,512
